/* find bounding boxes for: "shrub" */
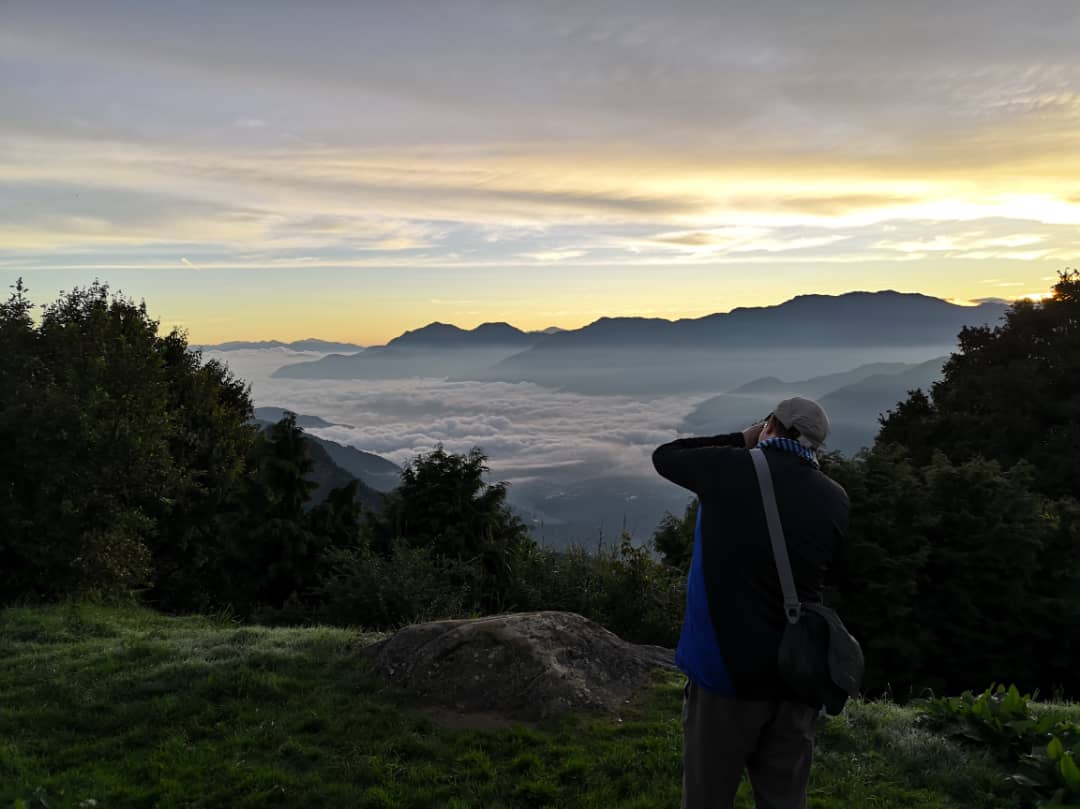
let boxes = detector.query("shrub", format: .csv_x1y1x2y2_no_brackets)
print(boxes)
315,541,481,629
507,536,684,647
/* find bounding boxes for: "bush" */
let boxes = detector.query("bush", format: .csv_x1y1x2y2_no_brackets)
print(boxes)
507,536,685,647
315,541,481,629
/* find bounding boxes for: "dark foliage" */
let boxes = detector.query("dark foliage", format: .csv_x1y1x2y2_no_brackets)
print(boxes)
824,450,1079,697
880,270,1080,500
652,498,697,573
370,445,532,612
0,281,366,613
315,540,481,629
145,332,256,610
1,281,170,600
506,536,685,647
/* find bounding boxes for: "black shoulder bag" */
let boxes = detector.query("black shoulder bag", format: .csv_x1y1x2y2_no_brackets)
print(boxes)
749,448,864,715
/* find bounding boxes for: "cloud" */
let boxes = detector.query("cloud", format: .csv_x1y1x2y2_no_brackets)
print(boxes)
3,0,1080,292
738,195,919,217
205,349,700,482
520,249,588,262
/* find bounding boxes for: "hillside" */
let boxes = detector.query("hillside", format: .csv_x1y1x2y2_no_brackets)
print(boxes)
681,356,947,454
0,605,1051,809
252,417,388,510
818,356,948,450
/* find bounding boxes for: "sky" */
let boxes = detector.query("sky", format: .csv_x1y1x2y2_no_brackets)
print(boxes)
3,0,1079,344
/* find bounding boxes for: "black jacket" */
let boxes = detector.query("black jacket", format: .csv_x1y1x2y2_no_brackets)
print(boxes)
653,433,849,700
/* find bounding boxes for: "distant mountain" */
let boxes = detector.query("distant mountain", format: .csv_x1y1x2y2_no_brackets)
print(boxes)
819,356,948,451
269,291,1005,389
254,407,351,430
473,291,1004,394
387,321,535,349
197,339,364,353
273,321,542,380
681,355,948,454
511,292,1004,352
729,361,917,399
301,437,385,511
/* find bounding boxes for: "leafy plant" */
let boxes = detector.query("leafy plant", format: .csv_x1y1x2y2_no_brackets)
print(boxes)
914,684,1056,758
1009,732,1080,807
915,684,1080,807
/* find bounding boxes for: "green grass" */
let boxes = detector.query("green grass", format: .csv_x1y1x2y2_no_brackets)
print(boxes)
0,605,1035,808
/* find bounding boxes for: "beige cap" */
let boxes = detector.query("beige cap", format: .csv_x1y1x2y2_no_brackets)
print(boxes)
774,396,831,449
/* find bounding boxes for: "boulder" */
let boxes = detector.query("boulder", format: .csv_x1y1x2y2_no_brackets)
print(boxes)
362,611,676,721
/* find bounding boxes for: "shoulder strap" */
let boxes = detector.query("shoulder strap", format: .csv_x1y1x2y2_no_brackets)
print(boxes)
749,448,802,625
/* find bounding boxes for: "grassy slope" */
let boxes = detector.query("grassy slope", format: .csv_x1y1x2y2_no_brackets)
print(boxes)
0,606,1032,809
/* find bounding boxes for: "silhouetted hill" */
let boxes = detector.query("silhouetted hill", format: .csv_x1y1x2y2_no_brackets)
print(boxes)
506,292,1001,352
387,322,535,349
270,291,1004,390
474,292,1003,394
273,322,541,379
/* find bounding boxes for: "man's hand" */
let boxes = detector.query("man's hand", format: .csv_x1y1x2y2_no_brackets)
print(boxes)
742,420,766,449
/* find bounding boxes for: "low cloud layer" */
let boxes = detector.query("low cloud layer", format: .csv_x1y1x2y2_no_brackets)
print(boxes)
215,348,695,482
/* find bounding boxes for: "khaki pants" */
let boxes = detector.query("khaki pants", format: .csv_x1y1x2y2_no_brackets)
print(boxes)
682,680,818,809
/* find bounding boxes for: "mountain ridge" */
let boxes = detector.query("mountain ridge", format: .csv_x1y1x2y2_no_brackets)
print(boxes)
269,290,1007,391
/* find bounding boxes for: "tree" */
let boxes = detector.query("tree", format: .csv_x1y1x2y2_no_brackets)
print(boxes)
372,445,532,610
1,282,171,600
0,281,266,608
213,413,324,613
652,498,698,572
822,448,933,695
825,449,1070,696
145,331,257,611
0,279,41,596
879,270,1080,500
0,280,380,616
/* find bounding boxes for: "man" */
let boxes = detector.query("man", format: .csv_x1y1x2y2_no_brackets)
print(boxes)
652,396,849,809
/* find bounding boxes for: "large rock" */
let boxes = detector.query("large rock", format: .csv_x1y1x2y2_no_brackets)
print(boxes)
362,611,676,720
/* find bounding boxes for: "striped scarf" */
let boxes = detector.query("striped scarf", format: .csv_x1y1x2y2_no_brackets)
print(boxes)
758,436,820,468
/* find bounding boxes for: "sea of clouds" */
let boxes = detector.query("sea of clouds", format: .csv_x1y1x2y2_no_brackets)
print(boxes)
203,347,703,485
202,347,708,541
